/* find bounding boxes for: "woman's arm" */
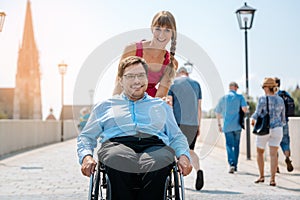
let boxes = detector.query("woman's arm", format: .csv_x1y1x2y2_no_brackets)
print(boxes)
112,44,136,95
155,59,178,98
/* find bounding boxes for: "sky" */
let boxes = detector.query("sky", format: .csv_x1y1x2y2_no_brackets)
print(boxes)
0,0,299,119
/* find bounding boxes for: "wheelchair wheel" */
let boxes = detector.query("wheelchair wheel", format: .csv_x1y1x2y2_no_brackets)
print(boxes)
88,163,111,200
164,164,185,200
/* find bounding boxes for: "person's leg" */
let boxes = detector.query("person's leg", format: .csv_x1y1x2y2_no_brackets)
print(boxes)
138,145,174,200
179,124,204,190
105,167,138,200
255,147,265,182
281,123,293,172
98,140,139,173
269,146,279,186
268,126,283,186
98,141,139,200
224,131,235,172
233,130,241,171
190,150,200,171
255,135,268,183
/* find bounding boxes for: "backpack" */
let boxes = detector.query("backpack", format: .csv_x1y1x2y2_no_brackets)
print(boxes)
278,90,295,117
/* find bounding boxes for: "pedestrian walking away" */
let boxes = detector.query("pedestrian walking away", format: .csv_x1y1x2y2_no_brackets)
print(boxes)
168,66,204,190
275,77,294,173
251,77,286,187
215,81,247,174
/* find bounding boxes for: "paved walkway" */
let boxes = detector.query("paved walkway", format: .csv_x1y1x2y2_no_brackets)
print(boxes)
0,138,299,199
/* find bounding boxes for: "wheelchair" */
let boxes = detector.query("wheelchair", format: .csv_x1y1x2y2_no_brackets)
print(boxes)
88,160,185,200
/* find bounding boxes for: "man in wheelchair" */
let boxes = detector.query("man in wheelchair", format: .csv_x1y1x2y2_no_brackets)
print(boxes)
77,56,192,200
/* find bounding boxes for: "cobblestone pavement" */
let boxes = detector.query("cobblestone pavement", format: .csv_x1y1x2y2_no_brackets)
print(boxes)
0,138,299,199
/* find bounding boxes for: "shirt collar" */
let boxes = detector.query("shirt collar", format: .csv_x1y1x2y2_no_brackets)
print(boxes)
229,89,237,94
121,92,148,102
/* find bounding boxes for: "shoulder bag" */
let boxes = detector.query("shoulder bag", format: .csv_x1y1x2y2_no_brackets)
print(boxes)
253,96,270,135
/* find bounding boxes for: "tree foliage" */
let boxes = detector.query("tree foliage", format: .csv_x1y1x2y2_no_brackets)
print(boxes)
290,85,300,116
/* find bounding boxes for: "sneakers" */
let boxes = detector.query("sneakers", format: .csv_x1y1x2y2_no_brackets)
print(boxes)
228,166,235,174
285,157,294,172
195,170,204,190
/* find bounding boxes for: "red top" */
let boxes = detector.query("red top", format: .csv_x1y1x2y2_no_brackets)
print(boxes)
135,42,170,97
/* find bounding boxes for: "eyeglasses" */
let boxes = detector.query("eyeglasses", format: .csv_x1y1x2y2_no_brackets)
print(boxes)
123,73,147,81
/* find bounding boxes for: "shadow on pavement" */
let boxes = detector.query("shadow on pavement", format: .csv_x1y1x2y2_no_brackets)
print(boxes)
185,187,242,195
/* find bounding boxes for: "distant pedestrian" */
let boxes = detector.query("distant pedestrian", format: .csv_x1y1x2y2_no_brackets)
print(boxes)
167,66,204,190
251,77,286,186
275,77,294,172
78,107,90,131
215,82,247,173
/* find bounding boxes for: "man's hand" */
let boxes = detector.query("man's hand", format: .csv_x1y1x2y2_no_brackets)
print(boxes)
163,96,173,107
81,155,97,177
177,155,192,176
218,124,222,132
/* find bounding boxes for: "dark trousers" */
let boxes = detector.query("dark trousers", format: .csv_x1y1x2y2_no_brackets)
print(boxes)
98,133,175,200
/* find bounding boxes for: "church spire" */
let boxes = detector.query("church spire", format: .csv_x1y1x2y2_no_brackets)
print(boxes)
21,0,37,51
13,0,42,119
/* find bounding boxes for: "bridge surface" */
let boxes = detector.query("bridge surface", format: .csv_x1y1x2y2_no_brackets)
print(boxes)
0,138,299,199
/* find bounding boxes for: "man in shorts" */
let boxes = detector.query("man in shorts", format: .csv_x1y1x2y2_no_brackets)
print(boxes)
168,66,204,190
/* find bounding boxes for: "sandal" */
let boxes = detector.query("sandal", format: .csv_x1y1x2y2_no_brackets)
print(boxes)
254,177,265,183
270,180,276,186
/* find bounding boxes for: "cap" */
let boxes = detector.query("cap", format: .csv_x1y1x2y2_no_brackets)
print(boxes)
229,82,239,88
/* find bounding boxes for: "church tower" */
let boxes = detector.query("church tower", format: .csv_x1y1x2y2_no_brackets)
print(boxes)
13,0,42,119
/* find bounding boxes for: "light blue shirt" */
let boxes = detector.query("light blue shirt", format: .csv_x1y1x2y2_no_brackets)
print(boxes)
215,90,247,132
251,95,286,129
77,93,190,164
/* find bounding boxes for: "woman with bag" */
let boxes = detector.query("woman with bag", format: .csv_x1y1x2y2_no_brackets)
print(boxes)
251,77,286,186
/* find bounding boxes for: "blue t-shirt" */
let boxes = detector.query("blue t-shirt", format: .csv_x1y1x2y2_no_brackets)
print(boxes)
168,77,202,126
215,90,247,132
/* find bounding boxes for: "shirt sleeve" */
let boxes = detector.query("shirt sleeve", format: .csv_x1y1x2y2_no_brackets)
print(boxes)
241,95,247,107
251,96,265,120
77,107,103,164
215,97,224,114
163,104,191,160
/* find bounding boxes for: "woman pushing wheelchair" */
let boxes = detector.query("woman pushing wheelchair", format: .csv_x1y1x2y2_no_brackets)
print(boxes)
77,56,192,200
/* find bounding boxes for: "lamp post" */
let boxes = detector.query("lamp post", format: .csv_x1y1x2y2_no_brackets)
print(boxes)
58,61,68,142
89,89,94,106
0,11,6,32
183,60,193,74
236,2,256,160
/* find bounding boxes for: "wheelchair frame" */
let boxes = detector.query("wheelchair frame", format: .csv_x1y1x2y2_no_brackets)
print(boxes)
88,161,184,200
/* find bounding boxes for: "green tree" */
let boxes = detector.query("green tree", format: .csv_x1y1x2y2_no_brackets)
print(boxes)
290,85,300,116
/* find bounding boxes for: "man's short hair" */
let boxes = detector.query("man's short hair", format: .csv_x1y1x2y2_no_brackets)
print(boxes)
177,66,188,73
229,82,239,88
118,56,148,78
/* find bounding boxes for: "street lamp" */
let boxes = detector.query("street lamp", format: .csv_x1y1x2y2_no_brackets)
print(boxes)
89,89,94,106
236,2,256,160
183,60,193,74
0,11,6,32
58,61,68,142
